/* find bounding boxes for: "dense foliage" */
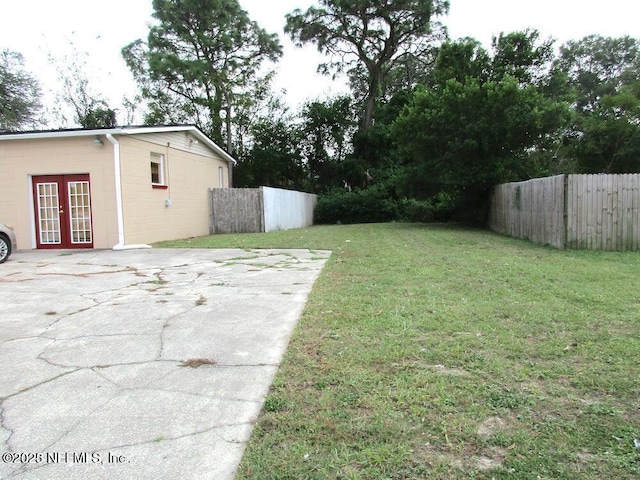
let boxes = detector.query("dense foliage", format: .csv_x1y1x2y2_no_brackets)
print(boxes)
285,0,449,131
392,32,572,223
557,35,640,173
0,50,42,131
314,187,451,224
304,30,639,225
122,0,282,152
4,0,639,226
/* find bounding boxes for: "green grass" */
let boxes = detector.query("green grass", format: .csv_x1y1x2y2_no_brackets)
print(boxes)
157,223,640,479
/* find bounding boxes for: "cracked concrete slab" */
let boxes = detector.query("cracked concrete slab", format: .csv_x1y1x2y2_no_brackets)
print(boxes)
0,248,330,480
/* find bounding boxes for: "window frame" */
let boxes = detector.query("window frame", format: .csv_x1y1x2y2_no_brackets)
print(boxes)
150,152,167,188
218,166,225,188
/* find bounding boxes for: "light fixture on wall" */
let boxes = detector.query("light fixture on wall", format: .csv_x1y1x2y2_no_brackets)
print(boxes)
93,135,104,147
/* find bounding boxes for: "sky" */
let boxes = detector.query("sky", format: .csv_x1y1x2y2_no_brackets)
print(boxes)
1,0,638,126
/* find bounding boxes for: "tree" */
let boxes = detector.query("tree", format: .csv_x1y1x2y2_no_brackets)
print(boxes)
0,50,42,132
77,106,117,128
122,0,282,152
557,35,640,113
234,114,307,190
392,32,571,224
48,39,119,128
570,83,640,173
299,96,356,192
429,37,490,86
489,29,554,85
556,35,640,172
55,61,118,128
285,0,448,131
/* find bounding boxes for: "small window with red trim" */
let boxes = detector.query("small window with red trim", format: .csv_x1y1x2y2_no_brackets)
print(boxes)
151,153,166,186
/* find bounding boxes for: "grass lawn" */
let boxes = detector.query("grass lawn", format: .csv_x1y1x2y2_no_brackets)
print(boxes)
158,223,640,479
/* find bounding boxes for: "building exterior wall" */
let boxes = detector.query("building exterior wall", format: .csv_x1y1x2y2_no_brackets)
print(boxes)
0,136,118,249
0,130,231,250
117,135,229,245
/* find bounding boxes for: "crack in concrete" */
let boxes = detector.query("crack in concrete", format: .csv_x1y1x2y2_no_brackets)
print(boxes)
3,464,30,479
0,402,15,451
40,332,159,341
36,267,134,278
41,278,162,333
0,335,49,345
157,304,201,361
90,365,175,391
1,370,80,402
158,319,169,360
1,421,251,477
89,361,276,403
118,385,264,405
43,392,123,453
86,419,258,451
37,354,161,371
0,248,330,479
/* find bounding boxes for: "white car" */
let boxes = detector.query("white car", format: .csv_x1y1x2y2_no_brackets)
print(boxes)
0,223,17,263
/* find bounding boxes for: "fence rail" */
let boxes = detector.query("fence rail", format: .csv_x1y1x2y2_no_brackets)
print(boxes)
209,187,316,234
489,174,640,251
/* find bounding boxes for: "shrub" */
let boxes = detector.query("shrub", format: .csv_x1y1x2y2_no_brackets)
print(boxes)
314,187,398,224
314,189,456,225
397,198,435,223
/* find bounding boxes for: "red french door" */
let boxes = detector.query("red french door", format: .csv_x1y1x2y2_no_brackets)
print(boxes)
32,174,94,249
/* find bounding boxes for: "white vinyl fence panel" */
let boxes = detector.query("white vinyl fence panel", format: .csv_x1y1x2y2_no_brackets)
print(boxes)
262,187,317,232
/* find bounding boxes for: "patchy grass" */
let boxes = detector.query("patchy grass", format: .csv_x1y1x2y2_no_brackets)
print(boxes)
158,223,640,479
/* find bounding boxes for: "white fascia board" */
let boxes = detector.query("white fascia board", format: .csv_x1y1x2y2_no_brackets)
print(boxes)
0,129,119,140
0,126,237,165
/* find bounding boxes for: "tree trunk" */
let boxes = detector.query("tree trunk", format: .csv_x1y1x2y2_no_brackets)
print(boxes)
362,92,376,132
361,68,384,132
225,104,233,155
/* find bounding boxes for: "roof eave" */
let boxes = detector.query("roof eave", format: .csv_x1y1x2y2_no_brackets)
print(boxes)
0,126,237,165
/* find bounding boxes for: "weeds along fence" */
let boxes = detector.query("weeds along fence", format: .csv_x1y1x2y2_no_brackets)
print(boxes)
209,187,317,234
489,174,640,251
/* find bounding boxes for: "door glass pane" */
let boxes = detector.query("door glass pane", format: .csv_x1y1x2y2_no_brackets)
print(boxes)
68,181,92,244
37,183,61,244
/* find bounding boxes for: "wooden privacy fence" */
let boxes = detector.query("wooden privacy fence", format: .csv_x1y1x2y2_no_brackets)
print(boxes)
489,175,566,248
489,174,640,251
209,187,317,234
209,188,263,234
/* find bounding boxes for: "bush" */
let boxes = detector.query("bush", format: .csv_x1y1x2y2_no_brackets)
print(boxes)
314,187,398,224
397,198,435,223
314,189,456,225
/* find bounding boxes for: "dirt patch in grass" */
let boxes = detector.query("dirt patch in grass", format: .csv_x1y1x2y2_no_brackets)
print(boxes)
477,417,507,438
427,364,471,377
413,442,507,472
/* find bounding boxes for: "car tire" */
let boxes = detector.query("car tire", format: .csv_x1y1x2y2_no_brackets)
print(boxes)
0,234,10,263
